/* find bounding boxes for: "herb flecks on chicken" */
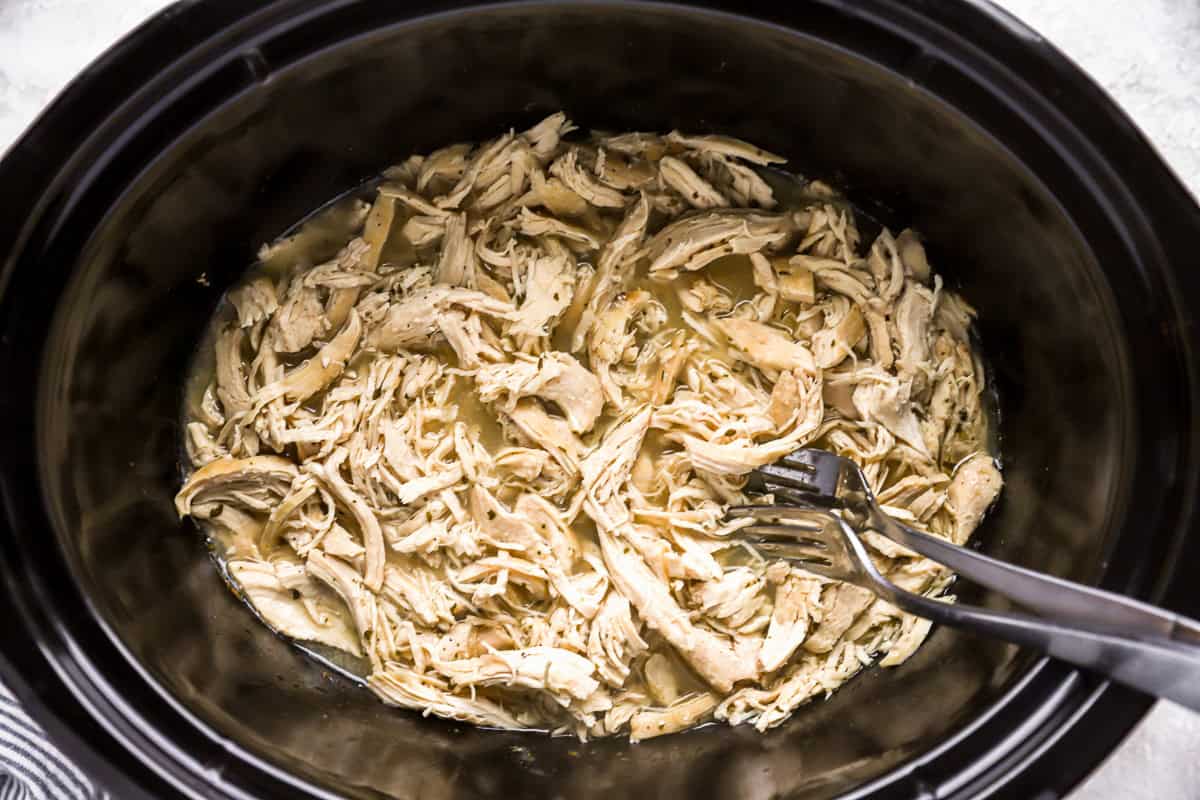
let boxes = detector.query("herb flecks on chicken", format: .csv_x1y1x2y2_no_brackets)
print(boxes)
177,113,1001,740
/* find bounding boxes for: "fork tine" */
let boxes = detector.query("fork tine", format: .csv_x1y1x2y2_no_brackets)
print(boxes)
740,515,842,571
740,524,831,547
725,505,827,527
756,463,821,492
765,486,837,508
777,447,819,467
777,448,843,497
751,540,834,565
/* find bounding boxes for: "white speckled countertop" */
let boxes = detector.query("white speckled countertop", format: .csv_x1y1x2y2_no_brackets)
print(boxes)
1,1,1197,798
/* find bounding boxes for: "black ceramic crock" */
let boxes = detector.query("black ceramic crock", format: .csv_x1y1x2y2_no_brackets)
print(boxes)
1,1,1198,798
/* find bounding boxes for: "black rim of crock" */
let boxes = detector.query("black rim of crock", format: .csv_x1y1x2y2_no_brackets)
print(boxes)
0,1,1197,799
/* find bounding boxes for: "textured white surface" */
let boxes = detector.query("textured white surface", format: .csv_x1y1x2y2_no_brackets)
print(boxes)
0,1,1197,798
0,0,169,148
998,0,1200,198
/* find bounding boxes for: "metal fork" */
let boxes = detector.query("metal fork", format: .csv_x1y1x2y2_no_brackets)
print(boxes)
730,448,1200,710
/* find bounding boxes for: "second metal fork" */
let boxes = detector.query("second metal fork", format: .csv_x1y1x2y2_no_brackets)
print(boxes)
730,448,1200,711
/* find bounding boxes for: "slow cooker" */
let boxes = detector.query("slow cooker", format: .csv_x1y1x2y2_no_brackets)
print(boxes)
1,1,1198,798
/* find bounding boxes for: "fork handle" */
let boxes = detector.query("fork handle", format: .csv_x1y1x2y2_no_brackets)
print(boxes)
879,577,1200,711
869,509,1200,648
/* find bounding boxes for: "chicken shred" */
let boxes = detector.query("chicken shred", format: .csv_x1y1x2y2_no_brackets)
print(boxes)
177,114,1001,741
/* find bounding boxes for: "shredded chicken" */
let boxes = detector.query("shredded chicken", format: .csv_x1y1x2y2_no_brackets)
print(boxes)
177,114,1001,741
